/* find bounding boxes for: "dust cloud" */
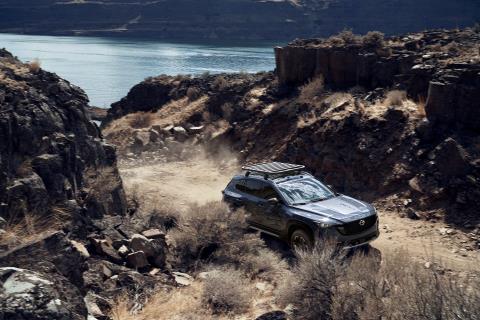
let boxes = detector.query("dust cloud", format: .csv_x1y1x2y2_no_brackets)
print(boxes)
119,145,240,210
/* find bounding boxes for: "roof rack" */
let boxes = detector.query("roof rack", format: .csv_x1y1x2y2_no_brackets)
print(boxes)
242,162,305,180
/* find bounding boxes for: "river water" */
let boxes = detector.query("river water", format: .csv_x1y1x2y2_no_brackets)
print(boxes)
0,33,277,107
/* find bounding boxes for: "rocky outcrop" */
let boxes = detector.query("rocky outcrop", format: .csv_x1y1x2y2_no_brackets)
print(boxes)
0,267,86,320
0,0,477,41
276,29,480,132
0,49,126,222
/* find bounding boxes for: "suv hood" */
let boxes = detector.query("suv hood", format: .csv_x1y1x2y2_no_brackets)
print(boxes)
290,195,373,223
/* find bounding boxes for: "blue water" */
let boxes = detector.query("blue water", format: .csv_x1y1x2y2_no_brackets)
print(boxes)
0,33,277,107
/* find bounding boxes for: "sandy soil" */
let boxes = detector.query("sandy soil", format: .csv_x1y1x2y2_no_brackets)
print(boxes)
120,154,480,272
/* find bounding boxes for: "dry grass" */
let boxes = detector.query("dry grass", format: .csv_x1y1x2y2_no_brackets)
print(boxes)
385,90,407,107
27,58,41,73
417,96,427,117
129,112,153,129
111,283,210,320
202,267,254,314
0,208,68,250
277,244,480,320
299,76,324,103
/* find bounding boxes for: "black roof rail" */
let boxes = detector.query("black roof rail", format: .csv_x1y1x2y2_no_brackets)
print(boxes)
242,162,306,180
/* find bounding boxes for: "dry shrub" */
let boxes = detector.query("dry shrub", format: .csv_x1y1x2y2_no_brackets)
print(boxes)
277,246,480,320
202,267,253,314
277,243,344,320
444,41,461,55
299,75,324,103
212,76,228,91
362,31,385,49
169,201,250,269
169,202,286,280
129,112,153,129
186,87,201,101
385,90,407,107
28,58,41,73
111,283,210,320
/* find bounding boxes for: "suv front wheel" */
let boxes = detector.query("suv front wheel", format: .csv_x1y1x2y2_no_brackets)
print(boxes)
290,229,313,251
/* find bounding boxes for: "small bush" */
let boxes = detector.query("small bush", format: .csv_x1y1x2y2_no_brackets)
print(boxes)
212,76,228,91
129,112,153,129
28,59,41,73
186,87,201,101
277,243,344,320
202,268,253,314
169,202,249,269
385,90,407,107
299,76,324,103
338,29,360,45
362,31,385,49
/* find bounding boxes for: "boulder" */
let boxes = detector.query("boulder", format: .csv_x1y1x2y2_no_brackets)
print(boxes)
0,267,87,320
126,251,149,269
172,272,193,286
141,228,165,240
432,138,470,177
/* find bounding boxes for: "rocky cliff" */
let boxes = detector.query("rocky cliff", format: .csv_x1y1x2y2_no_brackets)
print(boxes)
103,28,480,228
0,49,126,221
0,50,166,320
0,0,478,41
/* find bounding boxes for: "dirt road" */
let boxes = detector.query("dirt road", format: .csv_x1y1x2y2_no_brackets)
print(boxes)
120,156,479,272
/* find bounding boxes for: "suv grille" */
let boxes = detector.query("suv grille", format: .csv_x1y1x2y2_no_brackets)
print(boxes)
336,215,377,235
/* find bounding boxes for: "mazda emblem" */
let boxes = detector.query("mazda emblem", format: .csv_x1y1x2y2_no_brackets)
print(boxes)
359,219,365,226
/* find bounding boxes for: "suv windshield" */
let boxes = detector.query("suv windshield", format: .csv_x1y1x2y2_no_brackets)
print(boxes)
276,177,335,205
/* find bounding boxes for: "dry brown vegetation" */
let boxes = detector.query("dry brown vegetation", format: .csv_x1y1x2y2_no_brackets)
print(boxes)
277,244,480,320
27,58,41,73
0,207,68,250
299,75,324,103
129,112,154,129
202,267,254,314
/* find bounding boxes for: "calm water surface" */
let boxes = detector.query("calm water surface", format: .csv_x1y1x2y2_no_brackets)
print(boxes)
0,33,277,107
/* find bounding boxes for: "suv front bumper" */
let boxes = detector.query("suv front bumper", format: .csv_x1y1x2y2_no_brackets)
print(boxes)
315,218,380,249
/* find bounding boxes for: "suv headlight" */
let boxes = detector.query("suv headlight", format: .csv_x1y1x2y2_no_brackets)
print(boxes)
315,218,337,228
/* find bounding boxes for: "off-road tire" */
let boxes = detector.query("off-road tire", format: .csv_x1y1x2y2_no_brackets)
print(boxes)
290,228,313,251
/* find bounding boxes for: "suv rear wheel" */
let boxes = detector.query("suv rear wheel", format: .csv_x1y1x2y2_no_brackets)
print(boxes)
290,228,313,251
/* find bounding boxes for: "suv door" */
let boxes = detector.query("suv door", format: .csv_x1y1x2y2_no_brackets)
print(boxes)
241,179,283,231
255,182,284,233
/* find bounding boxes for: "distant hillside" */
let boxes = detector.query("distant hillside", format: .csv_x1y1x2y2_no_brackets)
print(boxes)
0,0,478,41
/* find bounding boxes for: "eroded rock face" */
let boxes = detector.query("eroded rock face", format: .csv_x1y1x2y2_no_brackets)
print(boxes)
275,29,480,132
0,49,126,221
0,267,87,320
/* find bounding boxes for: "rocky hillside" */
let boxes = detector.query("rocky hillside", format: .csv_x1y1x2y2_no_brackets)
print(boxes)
0,0,478,41
0,51,177,320
103,28,480,229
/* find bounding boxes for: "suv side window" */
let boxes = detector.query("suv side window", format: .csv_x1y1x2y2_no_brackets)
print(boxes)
243,179,278,200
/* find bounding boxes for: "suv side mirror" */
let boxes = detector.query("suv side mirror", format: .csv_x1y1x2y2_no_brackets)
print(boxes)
267,197,280,205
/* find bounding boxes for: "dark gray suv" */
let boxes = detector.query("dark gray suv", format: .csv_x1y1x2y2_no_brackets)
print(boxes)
222,162,379,250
